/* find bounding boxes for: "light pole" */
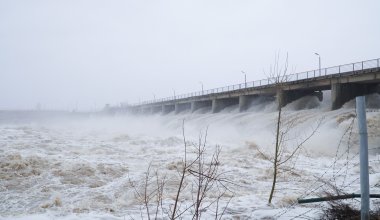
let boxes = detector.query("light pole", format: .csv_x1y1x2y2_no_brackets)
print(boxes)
241,70,247,88
315,53,321,76
199,81,204,95
173,89,176,100
153,93,156,102
356,96,370,220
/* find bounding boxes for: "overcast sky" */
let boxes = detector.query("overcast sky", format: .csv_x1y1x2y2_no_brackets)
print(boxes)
0,0,379,111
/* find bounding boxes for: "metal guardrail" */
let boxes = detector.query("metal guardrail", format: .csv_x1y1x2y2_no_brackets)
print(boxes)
135,58,380,106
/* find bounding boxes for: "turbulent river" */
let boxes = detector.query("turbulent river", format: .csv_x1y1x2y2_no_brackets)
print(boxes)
1,92,380,219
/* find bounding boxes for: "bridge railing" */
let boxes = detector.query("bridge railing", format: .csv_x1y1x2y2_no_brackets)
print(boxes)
137,58,380,106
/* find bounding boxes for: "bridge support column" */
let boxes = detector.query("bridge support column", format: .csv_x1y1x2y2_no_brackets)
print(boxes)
175,103,191,114
239,95,256,112
239,96,249,112
162,104,175,114
212,98,239,113
191,100,212,113
331,83,349,110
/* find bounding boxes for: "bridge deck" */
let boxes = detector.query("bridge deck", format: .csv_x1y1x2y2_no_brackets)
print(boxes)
131,58,380,113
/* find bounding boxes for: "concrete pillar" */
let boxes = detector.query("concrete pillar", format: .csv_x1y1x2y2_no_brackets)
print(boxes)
239,95,253,112
175,103,191,114
191,100,212,113
211,99,220,113
212,98,239,113
239,96,248,112
332,83,352,110
162,104,175,114
331,83,378,110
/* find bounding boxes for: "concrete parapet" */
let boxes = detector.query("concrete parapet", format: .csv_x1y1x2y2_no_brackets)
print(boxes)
212,98,239,113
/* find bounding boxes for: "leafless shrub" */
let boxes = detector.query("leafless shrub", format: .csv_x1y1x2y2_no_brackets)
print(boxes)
321,200,380,220
131,121,234,219
187,132,233,220
129,163,167,220
260,53,324,204
321,202,360,220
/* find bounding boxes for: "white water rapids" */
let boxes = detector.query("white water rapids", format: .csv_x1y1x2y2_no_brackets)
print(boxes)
1,92,380,219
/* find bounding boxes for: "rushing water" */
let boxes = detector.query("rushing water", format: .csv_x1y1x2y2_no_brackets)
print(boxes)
1,93,380,219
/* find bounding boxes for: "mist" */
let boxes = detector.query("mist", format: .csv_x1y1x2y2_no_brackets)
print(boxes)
1,93,380,219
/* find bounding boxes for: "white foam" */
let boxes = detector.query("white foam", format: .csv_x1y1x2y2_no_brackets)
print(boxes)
0,97,379,219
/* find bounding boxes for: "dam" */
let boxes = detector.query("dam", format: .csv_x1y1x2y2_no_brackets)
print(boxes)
130,58,380,114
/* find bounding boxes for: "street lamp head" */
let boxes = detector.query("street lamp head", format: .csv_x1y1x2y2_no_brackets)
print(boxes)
315,52,320,56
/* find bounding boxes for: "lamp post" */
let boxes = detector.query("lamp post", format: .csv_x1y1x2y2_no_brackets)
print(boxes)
356,96,370,220
153,93,156,102
173,89,176,100
241,70,247,88
315,53,321,76
199,81,204,95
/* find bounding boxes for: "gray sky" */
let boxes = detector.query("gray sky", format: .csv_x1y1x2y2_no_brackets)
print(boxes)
1,0,379,111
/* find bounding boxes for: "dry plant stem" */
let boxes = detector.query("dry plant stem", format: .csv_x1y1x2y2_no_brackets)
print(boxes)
269,103,282,204
267,52,287,204
154,170,165,219
265,52,323,204
144,164,151,220
135,121,233,219
154,173,160,219
278,117,323,166
195,143,202,220
191,136,229,220
194,131,208,220
171,120,188,220
175,128,231,220
215,188,233,220
129,163,158,220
